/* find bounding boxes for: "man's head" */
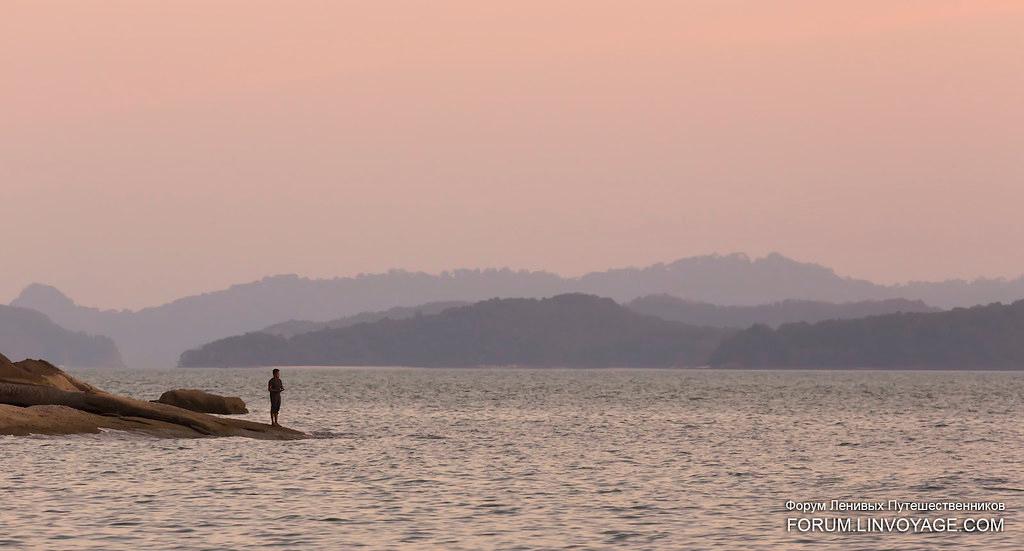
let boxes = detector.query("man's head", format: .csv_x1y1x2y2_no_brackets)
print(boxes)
272,368,280,378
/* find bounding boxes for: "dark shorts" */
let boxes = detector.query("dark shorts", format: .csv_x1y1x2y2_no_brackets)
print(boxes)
270,392,282,414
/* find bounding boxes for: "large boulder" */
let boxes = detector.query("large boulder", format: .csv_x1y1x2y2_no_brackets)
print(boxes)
0,354,302,439
156,389,248,415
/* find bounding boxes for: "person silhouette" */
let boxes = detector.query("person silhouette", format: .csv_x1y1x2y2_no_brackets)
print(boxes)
268,368,284,426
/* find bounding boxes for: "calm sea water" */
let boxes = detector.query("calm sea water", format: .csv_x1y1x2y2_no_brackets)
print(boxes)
2,368,1023,550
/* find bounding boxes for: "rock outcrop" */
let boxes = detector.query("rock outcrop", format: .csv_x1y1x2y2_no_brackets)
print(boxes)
0,353,303,439
155,389,248,415
0,355,98,392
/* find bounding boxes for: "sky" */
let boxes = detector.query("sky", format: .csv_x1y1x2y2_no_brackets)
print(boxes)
3,1,1024,310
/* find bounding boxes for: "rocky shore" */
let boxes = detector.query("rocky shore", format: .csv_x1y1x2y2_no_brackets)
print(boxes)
0,354,305,439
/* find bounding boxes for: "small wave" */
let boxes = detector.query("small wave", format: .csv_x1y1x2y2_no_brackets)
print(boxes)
408,433,448,440
309,430,358,439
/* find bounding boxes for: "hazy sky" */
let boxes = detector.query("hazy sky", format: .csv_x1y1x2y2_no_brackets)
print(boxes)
3,1,1023,310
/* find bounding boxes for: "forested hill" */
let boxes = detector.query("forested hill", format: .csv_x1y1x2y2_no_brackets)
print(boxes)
180,294,733,368
710,300,1024,369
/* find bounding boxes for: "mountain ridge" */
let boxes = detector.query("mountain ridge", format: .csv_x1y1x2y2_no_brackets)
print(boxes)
15,252,1024,367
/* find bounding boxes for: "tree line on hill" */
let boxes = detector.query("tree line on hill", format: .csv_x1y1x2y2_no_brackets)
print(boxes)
709,300,1024,369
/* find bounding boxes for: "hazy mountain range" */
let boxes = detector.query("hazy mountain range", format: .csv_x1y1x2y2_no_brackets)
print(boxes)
266,296,933,339
0,305,123,368
13,252,1024,367
184,295,1024,370
180,294,731,368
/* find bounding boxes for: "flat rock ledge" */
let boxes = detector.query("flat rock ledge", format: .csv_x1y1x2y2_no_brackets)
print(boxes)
0,354,305,440
155,388,248,415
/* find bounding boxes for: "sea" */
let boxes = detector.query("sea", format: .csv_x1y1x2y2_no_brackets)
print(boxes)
2,367,1023,550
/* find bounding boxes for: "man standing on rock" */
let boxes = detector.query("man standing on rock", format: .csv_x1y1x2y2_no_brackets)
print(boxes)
268,368,284,426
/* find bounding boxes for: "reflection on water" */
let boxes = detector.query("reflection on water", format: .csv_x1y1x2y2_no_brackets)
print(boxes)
2,368,1023,549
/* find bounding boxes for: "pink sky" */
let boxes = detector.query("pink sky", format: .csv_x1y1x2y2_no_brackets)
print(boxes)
3,1,1023,309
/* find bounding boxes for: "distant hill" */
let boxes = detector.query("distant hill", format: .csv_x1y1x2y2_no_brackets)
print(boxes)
263,301,469,338
627,295,937,328
710,301,1024,369
180,294,733,368
0,304,123,367
15,252,1024,367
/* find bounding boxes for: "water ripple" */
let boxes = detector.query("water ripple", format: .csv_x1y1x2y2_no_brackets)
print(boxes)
1,367,1022,549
